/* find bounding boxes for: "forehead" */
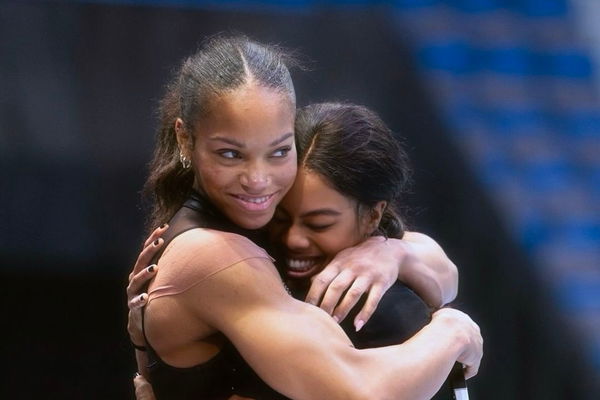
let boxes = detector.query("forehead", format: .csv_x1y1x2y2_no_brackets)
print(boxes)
282,169,355,213
197,83,294,143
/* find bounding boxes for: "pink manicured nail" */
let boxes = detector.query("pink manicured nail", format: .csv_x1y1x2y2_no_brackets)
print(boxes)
355,320,365,332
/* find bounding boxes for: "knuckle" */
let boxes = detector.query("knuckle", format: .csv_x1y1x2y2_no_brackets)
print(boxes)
330,281,346,291
347,287,364,298
315,276,331,286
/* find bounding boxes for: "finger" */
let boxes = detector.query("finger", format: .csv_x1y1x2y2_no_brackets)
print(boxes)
134,374,156,400
463,360,479,380
143,224,169,248
331,277,371,323
128,293,148,309
305,266,340,306
462,337,483,380
127,265,158,299
318,269,357,316
132,238,164,277
352,283,385,331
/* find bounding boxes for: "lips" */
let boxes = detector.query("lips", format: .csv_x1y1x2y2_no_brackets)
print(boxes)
231,192,277,212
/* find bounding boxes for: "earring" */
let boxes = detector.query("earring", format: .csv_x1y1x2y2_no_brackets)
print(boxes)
179,151,191,169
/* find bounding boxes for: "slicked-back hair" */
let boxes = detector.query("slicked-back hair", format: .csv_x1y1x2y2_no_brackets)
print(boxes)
144,34,297,230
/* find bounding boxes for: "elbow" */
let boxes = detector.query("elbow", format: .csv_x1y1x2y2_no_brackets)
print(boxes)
342,376,401,400
442,259,459,305
431,259,458,308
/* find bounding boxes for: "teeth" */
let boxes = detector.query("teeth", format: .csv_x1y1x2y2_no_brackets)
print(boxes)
287,259,316,271
238,195,270,204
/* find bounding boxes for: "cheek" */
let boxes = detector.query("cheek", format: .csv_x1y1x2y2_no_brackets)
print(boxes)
275,162,297,190
196,164,232,193
317,228,360,259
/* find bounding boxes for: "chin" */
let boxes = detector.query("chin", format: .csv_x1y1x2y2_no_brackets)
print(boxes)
234,212,274,231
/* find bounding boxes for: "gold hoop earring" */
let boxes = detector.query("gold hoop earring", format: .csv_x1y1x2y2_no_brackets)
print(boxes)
179,151,191,169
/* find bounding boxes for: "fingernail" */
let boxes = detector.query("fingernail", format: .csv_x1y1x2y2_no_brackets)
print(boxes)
332,315,340,323
160,223,168,229
153,239,161,246
147,265,156,273
355,320,365,332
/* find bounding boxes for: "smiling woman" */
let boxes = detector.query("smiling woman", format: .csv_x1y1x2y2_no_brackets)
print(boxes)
269,102,453,399
273,169,371,279
272,101,409,281
174,83,297,229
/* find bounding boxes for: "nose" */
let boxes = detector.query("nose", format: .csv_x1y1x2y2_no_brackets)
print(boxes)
283,223,310,251
240,161,271,194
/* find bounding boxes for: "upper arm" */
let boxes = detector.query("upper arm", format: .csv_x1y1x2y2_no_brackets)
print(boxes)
186,257,368,400
398,232,458,306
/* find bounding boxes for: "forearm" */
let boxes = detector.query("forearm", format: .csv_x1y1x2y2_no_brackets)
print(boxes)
396,232,458,307
356,320,463,400
244,305,465,400
135,350,151,380
230,306,459,400
197,257,479,400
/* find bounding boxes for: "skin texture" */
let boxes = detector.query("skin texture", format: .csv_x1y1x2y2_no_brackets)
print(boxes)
176,83,297,230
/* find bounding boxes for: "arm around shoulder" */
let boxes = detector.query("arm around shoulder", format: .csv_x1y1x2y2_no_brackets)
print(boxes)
187,255,480,400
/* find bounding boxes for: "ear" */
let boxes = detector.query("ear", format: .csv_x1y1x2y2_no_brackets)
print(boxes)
361,200,387,236
175,118,193,156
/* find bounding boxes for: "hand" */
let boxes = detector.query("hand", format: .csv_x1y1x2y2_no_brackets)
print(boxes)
431,308,483,380
134,373,157,400
126,225,168,346
305,236,402,331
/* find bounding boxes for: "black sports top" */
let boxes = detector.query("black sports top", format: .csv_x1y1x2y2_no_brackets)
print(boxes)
142,191,288,400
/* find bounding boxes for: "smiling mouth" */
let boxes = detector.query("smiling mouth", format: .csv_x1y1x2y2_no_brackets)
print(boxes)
285,257,324,278
231,193,277,211
287,258,317,272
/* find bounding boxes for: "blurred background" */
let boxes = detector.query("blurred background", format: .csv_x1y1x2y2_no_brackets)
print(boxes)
2,0,599,398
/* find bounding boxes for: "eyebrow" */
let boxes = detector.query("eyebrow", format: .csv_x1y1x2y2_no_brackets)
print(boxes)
209,132,294,148
301,209,342,218
269,132,294,146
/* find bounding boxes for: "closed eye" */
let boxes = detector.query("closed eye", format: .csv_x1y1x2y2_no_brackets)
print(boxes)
305,223,335,232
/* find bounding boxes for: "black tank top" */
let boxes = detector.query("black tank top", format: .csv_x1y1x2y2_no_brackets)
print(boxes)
142,191,288,400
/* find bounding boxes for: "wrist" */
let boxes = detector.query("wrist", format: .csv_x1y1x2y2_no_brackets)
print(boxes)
391,238,414,280
431,310,471,354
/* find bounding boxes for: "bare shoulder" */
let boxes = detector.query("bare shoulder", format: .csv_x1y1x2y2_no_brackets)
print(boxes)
167,228,269,256
183,246,292,329
160,228,272,270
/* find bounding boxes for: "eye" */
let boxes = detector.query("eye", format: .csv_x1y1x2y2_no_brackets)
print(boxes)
305,223,334,232
218,149,241,159
271,146,291,158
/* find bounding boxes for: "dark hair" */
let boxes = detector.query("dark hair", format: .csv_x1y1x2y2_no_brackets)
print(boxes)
143,34,297,230
294,103,411,238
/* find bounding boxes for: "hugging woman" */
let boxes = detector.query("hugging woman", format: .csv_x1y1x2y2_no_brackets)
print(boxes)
126,35,482,400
